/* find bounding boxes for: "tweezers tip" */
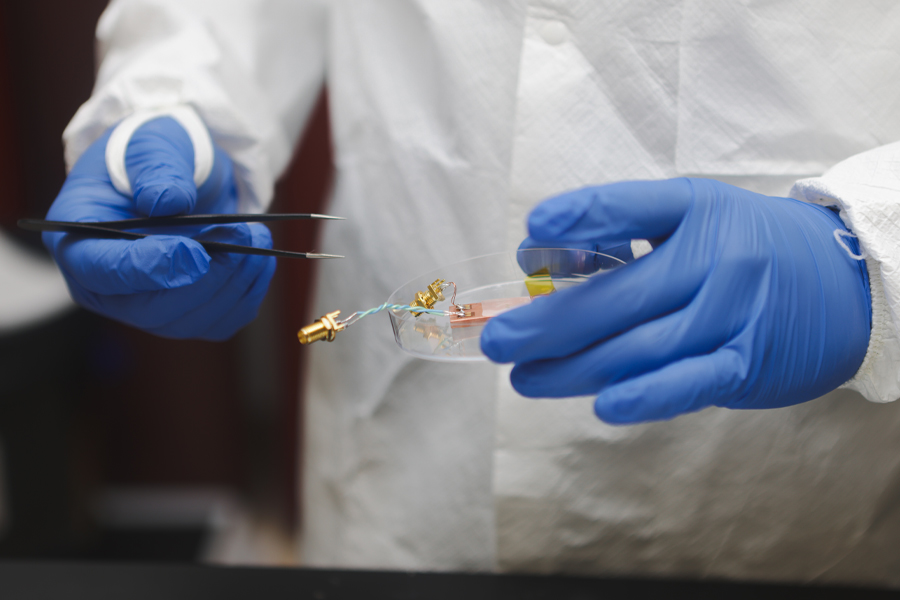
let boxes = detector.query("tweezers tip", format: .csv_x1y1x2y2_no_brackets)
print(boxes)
306,253,345,259
311,214,347,221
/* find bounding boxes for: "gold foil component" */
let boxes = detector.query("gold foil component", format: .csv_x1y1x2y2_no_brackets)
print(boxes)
297,310,344,344
524,268,556,298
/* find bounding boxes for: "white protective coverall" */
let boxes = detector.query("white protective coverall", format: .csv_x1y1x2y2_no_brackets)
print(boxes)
66,0,900,586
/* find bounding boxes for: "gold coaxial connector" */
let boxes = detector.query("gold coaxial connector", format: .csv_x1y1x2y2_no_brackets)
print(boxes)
410,279,445,316
298,310,344,345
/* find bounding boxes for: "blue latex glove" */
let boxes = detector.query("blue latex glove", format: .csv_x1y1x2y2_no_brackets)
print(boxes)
481,178,871,424
43,116,276,340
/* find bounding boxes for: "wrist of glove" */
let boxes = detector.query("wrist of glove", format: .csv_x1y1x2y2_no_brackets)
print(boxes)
481,178,872,424
43,108,275,340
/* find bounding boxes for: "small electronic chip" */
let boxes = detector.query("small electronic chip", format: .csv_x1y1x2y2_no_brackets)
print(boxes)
449,297,532,328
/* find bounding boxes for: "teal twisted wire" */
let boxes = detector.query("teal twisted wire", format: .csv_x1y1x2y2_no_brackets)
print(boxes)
354,303,446,320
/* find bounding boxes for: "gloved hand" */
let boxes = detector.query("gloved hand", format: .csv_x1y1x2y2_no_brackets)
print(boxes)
43,116,276,340
481,178,872,424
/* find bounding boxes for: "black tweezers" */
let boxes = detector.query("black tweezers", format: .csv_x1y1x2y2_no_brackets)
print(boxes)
18,213,345,259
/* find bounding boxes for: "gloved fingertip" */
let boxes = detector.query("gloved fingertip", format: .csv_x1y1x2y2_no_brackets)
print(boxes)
528,189,593,240
480,320,510,363
171,238,210,283
594,389,643,425
160,238,211,287
260,254,277,285
195,222,265,267
247,222,274,249
509,364,542,398
41,231,62,253
135,181,197,217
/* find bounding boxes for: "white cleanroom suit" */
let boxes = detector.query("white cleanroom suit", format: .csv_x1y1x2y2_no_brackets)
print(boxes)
65,0,900,586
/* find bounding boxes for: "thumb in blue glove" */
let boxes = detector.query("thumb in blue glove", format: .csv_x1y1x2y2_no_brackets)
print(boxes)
481,178,871,424
44,113,275,340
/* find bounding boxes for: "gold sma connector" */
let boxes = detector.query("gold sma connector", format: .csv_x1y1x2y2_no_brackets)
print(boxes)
409,279,446,316
298,278,450,345
297,310,344,345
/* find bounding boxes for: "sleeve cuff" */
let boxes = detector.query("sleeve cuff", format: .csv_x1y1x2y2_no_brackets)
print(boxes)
104,105,214,196
840,256,899,403
789,141,900,404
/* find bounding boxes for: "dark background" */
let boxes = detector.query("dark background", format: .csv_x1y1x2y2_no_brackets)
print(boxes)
0,0,332,559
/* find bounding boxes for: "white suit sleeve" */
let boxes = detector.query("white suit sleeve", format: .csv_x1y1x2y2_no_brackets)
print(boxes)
63,0,328,211
791,142,900,404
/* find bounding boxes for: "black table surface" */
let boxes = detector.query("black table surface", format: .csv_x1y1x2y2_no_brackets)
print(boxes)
1,562,898,600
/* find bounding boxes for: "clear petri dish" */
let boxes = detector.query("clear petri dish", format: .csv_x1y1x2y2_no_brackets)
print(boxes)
386,248,625,362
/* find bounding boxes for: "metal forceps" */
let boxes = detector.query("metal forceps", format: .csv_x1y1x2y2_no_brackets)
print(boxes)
18,213,345,259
